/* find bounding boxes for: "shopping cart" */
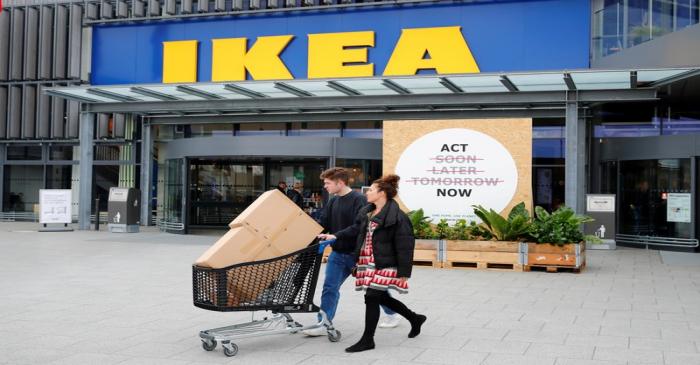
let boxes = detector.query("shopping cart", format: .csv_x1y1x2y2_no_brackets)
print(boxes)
192,239,339,357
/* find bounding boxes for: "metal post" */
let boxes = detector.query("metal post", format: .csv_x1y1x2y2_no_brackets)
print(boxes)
0,144,4,212
94,197,100,231
78,112,95,230
565,95,586,214
140,118,153,226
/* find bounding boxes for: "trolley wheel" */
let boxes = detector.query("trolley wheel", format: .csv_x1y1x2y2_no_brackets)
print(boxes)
327,329,341,342
222,342,239,357
201,339,216,351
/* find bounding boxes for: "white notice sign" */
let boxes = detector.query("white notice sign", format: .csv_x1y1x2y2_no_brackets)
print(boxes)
667,193,691,223
39,189,72,224
586,194,615,213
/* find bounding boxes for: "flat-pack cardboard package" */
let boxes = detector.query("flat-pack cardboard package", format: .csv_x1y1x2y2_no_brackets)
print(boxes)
194,189,323,306
195,189,323,268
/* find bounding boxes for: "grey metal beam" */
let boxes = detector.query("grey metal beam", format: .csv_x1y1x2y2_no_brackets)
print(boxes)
274,81,314,97
82,89,657,114
648,68,700,87
0,145,4,211
563,73,576,91
223,84,268,98
327,80,361,96
500,75,519,92
46,89,101,103
140,119,153,226
78,112,95,230
382,79,411,94
176,85,224,100
630,71,638,89
87,88,139,102
565,98,585,214
439,77,463,93
149,108,566,124
130,86,182,101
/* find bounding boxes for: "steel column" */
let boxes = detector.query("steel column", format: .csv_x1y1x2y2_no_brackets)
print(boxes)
140,118,153,226
78,112,94,230
565,97,586,214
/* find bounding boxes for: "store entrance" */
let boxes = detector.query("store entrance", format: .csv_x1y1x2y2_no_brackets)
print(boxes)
187,158,326,227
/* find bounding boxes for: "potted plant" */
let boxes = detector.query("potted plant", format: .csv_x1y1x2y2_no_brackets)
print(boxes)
408,209,442,267
523,206,597,272
441,203,531,271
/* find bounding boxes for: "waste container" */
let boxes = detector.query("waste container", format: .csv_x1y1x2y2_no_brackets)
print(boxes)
108,187,141,233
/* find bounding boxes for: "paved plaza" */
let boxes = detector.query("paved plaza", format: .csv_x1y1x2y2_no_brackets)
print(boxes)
1,222,700,365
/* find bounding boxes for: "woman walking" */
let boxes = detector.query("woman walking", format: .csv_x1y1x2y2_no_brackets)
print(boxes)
345,174,427,353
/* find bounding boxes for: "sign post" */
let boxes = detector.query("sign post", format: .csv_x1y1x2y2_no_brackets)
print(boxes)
38,189,74,232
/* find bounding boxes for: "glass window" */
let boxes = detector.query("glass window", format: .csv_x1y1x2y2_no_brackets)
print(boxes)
289,122,341,137
3,165,43,212
185,124,234,138
46,165,74,189
163,159,184,225
619,159,692,238
343,121,382,139
49,145,75,160
532,166,565,213
335,159,383,189
236,123,286,136
533,139,564,159
189,160,265,225
95,144,132,161
7,145,42,160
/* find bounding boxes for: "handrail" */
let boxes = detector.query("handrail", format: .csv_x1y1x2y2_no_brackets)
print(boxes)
616,234,699,248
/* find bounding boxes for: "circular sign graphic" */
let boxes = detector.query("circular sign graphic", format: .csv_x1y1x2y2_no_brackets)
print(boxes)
395,128,518,223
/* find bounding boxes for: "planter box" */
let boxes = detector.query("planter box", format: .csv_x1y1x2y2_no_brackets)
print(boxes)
521,242,585,273
414,239,442,268
445,240,523,271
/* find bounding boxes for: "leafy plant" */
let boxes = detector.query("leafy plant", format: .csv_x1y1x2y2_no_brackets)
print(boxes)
528,206,598,245
435,219,451,239
408,209,437,239
471,202,531,241
468,221,492,240
449,219,472,240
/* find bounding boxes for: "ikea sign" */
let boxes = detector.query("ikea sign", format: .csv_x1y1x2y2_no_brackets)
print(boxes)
91,1,590,85
163,26,479,83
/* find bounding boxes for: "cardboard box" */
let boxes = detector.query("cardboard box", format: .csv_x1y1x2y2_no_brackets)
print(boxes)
195,189,323,269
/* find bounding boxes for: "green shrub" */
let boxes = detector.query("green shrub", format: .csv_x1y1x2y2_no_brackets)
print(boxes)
528,206,598,245
408,209,437,239
471,202,531,241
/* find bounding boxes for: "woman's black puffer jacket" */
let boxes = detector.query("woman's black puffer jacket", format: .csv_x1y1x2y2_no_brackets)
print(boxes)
352,199,416,278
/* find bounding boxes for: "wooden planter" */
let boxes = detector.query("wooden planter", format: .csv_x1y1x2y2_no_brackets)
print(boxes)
522,242,586,273
414,239,442,268
445,240,523,271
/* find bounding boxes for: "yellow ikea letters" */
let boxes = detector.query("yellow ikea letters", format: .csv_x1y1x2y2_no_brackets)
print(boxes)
162,26,478,83
383,26,480,75
211,35,294,82
307,31,375,79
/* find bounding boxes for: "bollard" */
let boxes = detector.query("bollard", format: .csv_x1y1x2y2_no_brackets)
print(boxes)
94,198,100,231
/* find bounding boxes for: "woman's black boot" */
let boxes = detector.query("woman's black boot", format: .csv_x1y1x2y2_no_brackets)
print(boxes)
345,339,376,353
408,314,427,338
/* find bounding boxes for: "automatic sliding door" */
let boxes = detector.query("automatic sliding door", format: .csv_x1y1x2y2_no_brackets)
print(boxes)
189,160,263,226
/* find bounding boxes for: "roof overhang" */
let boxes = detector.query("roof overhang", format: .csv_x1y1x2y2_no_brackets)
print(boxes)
45,68,697,121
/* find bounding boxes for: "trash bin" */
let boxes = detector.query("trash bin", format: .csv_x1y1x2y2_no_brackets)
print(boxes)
107,187,141,233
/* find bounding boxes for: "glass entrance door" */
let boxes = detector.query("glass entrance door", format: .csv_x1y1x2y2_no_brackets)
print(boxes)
189,160,264,226
619,159,692,238
163,158,185,233
267,160,326,216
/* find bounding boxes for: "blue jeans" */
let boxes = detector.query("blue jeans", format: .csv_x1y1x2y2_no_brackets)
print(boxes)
320,251,395,322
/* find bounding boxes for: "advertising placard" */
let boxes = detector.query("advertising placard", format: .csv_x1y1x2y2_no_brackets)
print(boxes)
39,189,72,224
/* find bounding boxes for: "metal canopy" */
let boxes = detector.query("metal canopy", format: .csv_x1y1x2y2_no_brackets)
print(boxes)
44,68,696,118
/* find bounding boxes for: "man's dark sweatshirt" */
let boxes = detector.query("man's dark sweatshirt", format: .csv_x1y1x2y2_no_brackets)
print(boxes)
318,191,367,254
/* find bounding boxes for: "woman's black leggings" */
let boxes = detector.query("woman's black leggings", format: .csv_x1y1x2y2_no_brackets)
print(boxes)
360,288,416,342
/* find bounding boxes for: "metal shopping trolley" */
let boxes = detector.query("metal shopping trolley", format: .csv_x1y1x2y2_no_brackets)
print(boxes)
192,240,339,357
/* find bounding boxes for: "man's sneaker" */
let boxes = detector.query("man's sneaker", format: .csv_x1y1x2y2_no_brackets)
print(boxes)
378,314,400,328
302,326,327,337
